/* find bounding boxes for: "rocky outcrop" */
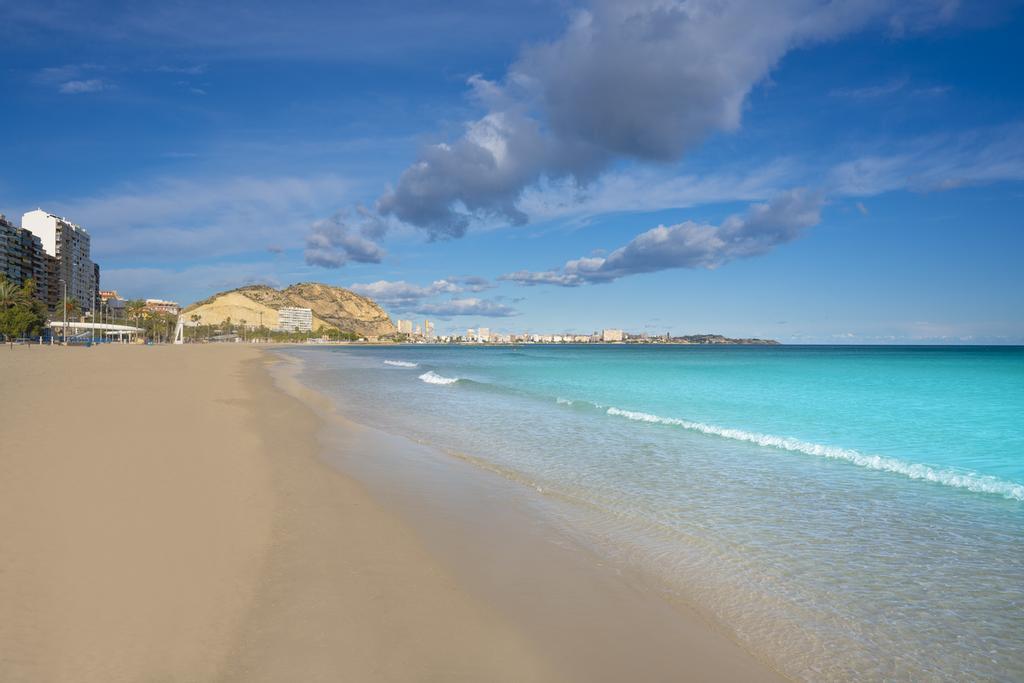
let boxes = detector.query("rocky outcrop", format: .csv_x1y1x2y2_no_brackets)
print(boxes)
281,282,396,337
182,283,396,337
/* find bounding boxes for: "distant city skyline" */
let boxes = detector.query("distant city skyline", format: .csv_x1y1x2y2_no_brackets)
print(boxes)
2,1,1022,343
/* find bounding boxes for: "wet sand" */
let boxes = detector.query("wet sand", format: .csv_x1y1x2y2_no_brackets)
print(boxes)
0,344,783,681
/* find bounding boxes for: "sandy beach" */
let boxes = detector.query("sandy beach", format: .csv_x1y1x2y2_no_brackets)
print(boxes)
0,344,782,682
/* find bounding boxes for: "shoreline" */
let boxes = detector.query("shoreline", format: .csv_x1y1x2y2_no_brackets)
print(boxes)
1,344,784,681
267,348,786,681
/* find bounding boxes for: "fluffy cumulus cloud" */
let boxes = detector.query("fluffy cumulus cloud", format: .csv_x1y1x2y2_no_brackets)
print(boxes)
304,207,386,268
370,0,957,240
502,188,822,286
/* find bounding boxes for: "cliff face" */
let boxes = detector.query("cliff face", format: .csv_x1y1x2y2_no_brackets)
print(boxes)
182,283,396,337
282,282,396,337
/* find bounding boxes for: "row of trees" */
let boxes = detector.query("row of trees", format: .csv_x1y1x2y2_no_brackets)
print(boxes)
0,277,49,345
1,282,371,346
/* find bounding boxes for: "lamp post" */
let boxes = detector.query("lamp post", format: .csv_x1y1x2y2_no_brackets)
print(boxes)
62,280,67,345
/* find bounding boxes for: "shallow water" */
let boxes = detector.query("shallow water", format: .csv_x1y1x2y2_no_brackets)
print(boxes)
284,344,1024,681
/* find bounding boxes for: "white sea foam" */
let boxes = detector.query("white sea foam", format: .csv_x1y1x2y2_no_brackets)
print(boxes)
606,407,1024,501
384,360,419,368
419,371,459,385
556,397,573,405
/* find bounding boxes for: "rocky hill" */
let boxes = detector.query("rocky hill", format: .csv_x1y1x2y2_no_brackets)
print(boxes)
183,282,396,337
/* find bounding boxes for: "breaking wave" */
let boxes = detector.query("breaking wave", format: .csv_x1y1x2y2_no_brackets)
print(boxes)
384,360,419,368
606,407,1024,501
419,371,459,385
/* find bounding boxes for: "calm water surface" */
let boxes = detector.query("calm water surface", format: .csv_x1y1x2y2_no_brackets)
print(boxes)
284,345,1024,681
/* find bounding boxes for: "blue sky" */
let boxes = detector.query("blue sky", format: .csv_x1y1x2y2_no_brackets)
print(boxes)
1,0,1022,342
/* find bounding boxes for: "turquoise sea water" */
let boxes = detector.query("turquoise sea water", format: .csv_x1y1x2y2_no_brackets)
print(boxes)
286,345,1024,681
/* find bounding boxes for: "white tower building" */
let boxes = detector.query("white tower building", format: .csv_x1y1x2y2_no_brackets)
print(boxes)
22,209,96,312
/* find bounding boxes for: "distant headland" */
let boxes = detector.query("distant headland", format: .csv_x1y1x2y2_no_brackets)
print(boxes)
180,282,779,345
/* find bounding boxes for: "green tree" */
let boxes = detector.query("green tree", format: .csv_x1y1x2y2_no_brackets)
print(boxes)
0,276,26,309
63,297,81,320
0,277,47,346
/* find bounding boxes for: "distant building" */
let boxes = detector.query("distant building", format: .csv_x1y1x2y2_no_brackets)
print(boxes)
101,290,126,318
397,319,413,334
145,298,181,316
602,328,625,342
22,209,97,312
0,214,51,304
477,327,491,342
466,328,476,341
423,319,434,338
277,306,313,332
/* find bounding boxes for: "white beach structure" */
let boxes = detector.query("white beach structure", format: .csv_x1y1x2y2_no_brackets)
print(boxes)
48,320,143,342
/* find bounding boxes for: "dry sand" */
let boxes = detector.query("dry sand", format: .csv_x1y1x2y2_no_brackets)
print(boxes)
0,344,783,682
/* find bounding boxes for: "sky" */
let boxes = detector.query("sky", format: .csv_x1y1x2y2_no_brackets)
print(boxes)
1,0,1022,343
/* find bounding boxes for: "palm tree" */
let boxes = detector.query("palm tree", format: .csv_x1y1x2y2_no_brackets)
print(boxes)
63,297,80,320
124,300,145,337
0,276,26,309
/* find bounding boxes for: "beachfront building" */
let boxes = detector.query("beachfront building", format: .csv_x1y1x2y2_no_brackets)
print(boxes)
0,214,51,303
602,329,625,342
277,306,313,332
145,298,180,316
22,209,97,312
397,319,413,334
477,327,491,342
100,290,126,320
423,319,434,339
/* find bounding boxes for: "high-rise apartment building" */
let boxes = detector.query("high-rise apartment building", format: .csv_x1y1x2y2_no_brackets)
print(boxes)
277,306,313,332
423,319,434,338
477,327,490,342
22,209,97,312
145,299,181,316
602,328,625,342
0,214,52,305
397,319,413,334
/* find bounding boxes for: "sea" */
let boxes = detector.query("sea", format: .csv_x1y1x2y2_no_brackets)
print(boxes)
281,344,1024,681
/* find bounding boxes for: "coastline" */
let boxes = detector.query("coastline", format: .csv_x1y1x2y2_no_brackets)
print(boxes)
1,344,783,681
265,348,785,681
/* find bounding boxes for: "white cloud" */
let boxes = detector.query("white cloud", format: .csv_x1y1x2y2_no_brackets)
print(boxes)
829,78,909,99
372,0,958,238
101,263,281,303
59,78,108,94
829,123,1024,196
415,297,518,318
305,208,385,268
49,174,353,261
502,189,822,286
348,276,495,308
